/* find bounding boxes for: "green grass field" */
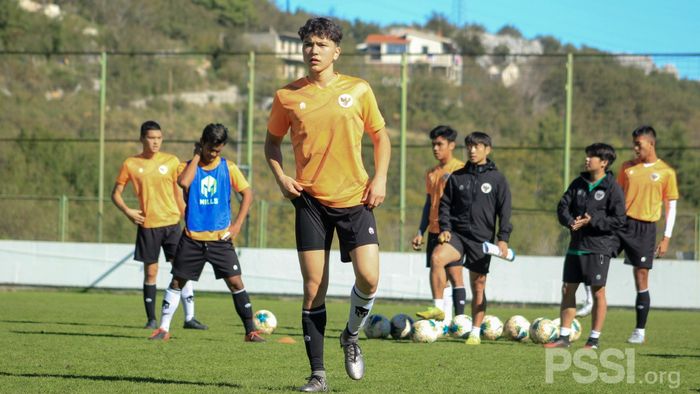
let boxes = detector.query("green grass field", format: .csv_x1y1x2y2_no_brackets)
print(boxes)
1,288,698,393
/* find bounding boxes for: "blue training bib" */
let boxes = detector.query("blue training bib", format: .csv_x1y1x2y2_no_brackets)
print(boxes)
186,158,231,232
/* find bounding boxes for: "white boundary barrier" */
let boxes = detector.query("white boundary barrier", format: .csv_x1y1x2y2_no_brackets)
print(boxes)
1,240,698,309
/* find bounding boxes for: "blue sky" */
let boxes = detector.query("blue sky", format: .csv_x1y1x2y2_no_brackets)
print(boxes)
276,0,698,53
276,0,700,78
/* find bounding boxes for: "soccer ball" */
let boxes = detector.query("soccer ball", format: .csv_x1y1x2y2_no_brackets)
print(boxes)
253,309,277,334
570,318,582,342
435,319,450,338
389,313,414,339
412,319,439,343
503,315,530,341
529,318,558,344
364,314,391,339
551,317,582,342
480,315,503,340
450,314,473,339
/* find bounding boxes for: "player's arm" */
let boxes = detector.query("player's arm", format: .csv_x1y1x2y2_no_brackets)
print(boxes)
656,199,677,258
177,143,201,191
172,170,186,218
111,182,144,225
412,194,430,250
228,186,253,240
556,184,577,229
264,131,302,199
495,176,513,257
362,127,391,209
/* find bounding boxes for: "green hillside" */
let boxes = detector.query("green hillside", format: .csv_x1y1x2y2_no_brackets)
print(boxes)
0,0,698,257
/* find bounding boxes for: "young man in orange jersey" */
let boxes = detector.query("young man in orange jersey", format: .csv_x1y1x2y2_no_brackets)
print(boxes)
112,120,207,331
617,125,678,345
148,123,264,343
412,125,466,324
264,17,391,392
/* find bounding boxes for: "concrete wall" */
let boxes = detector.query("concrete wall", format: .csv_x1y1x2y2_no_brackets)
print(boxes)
1,240,698,309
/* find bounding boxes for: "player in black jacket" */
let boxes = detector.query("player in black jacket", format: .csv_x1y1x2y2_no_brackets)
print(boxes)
431,131,512,345
545,143,626,349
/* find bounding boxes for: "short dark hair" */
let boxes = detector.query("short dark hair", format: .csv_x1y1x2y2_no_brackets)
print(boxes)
298,17,343,44
201,123,228,146
140,120,161,138
465,131,492,147
585,142,616,167
632,125,656,142
429,125,457,142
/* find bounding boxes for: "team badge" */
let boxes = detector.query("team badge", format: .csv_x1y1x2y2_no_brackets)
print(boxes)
650,173,660,181
368,227,375,235
594,190,605,201
338,93,353,108
481,183,492,194
158,165,168,174
299,102,306,110
138,168,144,173
201,175,217,197
459,184,465,191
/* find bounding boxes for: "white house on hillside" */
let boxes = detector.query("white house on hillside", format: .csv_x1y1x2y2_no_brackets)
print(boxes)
244,27,305,80
357,28,462,85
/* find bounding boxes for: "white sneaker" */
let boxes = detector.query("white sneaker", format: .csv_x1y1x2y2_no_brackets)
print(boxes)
575,302,593,317
627,331,645,344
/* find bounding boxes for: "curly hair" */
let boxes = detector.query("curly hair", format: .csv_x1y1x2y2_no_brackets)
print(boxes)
298,17,343,44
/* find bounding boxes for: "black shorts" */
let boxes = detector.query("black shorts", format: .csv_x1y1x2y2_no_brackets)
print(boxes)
134,223,181,263
617,217,656,269
172,233,241,281
291,192,378,263
426,232,463,268
563,253,610,286
446,232,491,274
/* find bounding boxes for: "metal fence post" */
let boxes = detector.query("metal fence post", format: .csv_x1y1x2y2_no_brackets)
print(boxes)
247,51,255,188
399,52,408,252
257,199,267,248
58,194,68,242
696,213,700,261
563,52,573,191
98,51,107,242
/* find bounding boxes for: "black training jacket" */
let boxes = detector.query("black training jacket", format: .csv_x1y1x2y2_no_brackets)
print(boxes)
557,171,626,255
438,159,512,243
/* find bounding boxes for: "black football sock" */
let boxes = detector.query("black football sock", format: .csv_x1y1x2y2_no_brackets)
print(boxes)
302,304,326,373
453,287,466,315
143,283,157,321
231,289,255,334
635,289,651,329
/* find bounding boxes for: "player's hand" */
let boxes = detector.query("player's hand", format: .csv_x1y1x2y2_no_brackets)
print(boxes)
438,231,451,244
497,240,509,258
126,209,145,225
362,176,386,209
655,236,670,258
276,175,303,199
222,223,242,242
571,213,591,231
411,234,423,251
193,142,202,156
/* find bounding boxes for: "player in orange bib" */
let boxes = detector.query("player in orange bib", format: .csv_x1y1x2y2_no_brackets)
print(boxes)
616,125,679,345
264,17,391,392
111,120,206,330
413,125,466,323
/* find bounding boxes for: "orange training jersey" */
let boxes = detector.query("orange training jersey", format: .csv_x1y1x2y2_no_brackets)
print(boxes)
426,157,465,233
617,159,679,222
177,157,250,241
267,74,386,208
115,152,182,228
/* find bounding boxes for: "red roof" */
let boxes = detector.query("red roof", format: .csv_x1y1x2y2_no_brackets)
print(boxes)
365,34,409,44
